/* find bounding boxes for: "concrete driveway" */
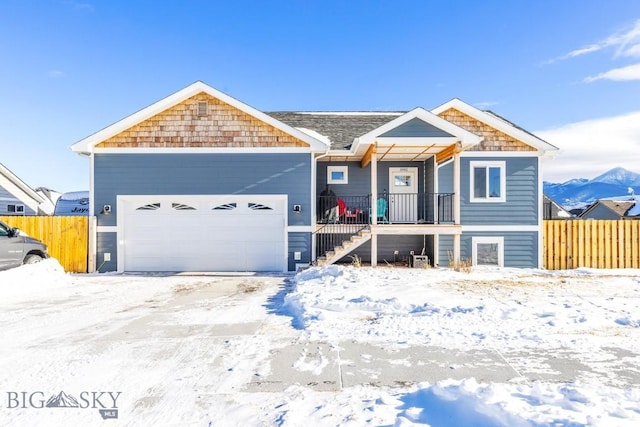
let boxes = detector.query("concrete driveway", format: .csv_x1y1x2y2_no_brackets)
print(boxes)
1,271,639,426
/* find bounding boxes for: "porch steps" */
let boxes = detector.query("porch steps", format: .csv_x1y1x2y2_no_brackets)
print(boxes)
316,229,372,267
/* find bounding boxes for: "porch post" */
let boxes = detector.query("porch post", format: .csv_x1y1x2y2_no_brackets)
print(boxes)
453,148,461,265
371,143,378,266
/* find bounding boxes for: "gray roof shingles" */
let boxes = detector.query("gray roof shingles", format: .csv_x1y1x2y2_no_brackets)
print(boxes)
267,112,403,150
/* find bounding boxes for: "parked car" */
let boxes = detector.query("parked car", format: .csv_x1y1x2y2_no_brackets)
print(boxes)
0,221,48,270
54,191,89,216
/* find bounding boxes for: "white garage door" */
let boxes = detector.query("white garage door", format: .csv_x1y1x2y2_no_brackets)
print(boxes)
120,195,286,272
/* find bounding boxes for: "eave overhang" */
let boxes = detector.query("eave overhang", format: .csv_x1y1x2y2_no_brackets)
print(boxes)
70,81,329,155
318,107,482,164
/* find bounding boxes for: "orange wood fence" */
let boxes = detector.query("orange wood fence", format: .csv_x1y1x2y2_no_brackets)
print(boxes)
544,220,640,270
0,216,89,273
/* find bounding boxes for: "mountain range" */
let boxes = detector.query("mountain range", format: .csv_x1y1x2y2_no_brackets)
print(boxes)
544,167,640,211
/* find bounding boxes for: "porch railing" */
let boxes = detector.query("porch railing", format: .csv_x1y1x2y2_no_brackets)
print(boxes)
317,193,454,225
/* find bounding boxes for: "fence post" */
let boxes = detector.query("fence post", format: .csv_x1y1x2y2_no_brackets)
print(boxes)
87,216,97,273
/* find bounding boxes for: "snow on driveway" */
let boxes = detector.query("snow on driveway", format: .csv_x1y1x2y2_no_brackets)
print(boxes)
1,259,639,426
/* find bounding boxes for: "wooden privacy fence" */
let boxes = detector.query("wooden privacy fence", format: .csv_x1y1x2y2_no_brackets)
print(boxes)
544,220,640,270
0,216,89,273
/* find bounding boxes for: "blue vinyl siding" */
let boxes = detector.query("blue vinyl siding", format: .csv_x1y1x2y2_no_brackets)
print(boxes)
437,232,538,268
425,158,435,193
288,232,311,271
437,161,453,194
461,157,538,225
438,235,454,266
0,186,36,215
96,232,117,272
94,153,312,227
317,161,425,197
462,231,538,268
380,118,454,138
337,235,429,264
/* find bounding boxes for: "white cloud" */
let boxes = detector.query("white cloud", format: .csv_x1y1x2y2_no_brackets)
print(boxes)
549,44,603,63
584,63,640,82
473,101,500,110
536,111,640,182
552,19,640,62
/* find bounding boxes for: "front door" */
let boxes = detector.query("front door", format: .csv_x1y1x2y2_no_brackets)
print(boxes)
388,167,418,223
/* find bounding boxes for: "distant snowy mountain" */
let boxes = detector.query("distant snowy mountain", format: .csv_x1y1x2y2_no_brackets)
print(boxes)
591,167,640,186
544,167,640,211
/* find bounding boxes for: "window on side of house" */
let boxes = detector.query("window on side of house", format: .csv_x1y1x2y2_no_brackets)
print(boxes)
7,204,25,214
470,161,506,202
327,166,348,184
472,236,504,267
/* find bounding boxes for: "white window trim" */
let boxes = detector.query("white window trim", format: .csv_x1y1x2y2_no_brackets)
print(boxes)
327,166,348,184
8,204,25,213
472,236,504,267
469,160,506,203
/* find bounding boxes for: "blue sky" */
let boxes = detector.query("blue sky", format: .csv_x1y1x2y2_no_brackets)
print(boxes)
1,0,640,192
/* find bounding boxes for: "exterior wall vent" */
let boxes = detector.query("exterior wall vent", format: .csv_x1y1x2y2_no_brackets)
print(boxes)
197,101,208,117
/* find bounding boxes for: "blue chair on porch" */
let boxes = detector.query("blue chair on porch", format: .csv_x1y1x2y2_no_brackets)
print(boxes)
369,198,388,223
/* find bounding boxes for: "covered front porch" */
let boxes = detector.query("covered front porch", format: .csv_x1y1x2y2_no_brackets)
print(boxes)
311,107,482,267
313,190,463,267
316,193,455,225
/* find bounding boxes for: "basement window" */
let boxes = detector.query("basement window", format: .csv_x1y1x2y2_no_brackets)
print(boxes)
197,101,208,117
7,204,25,214
472,236,504,267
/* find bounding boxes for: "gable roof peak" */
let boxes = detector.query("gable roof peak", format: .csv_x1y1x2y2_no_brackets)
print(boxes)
356,106,483,147
431,98,558,153
70,81,329,154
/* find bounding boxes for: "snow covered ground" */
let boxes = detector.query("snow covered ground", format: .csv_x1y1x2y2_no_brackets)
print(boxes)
1,259,640,426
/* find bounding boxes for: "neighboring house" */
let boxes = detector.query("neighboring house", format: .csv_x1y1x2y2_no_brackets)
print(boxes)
0,162,47,215
543,195,572,219
34,187,62,215
579,198,640,220
71,81,558,273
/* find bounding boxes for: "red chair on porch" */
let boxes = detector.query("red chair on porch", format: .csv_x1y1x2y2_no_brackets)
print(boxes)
337,198,347,222
344,207,361,223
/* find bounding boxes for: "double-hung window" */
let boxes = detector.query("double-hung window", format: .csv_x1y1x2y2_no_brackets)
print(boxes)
470,161,506,203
